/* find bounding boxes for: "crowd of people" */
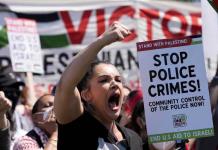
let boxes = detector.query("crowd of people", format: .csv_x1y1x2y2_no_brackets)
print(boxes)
0,22,218,150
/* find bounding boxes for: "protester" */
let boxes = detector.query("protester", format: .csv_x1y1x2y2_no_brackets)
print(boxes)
54,22,143,149
119,89,143,127
13,94,57,150
194,69,218,150
14,85,34,137
0,66,28,144
116,84,131,123
0,66,25,112
123,85,131,103
128,90,189,150
130,100,148,149
0,91,12,150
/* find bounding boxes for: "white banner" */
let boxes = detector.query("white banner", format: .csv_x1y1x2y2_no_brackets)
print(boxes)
0,1,202,96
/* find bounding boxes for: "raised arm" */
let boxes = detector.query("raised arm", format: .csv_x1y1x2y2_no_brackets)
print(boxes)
54,22,130,124
0,91,11,129
0,91,12,150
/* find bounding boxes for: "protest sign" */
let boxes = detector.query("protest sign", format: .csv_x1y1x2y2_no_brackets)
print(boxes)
137,35,214,143
5,18,43,74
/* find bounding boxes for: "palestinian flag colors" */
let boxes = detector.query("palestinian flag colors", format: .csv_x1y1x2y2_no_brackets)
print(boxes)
0,6,70,49
0,1,202,93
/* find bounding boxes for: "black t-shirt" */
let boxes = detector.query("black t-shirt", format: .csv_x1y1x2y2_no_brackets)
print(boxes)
57,111,143,150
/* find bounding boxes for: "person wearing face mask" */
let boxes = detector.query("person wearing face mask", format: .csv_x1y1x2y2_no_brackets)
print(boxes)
13,94,57,150
54,22,143,150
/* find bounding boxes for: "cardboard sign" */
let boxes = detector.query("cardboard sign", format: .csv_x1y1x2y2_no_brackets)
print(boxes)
5,18,43,74
137,35,214,143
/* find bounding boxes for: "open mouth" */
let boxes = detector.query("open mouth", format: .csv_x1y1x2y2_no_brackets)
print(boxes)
108,93,120,111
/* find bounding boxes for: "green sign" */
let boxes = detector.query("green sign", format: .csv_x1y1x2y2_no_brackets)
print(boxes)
149,128,214,143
